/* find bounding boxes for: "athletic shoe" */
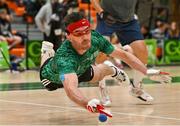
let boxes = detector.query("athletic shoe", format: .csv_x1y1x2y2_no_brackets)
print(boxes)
104,60,130,85
113,68,130,84
41,41,55,66
129,81,154,102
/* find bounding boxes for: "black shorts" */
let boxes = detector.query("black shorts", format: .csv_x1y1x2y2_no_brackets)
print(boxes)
78,66,94,83
40,58,63,91
40,58,94,91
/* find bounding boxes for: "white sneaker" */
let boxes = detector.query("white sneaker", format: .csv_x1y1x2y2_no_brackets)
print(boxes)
41,41,55,66
104,60,130,85
99,80,112,107
114,68,130,84
129,82,154,102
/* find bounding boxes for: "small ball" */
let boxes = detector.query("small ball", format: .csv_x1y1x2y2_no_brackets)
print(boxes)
98,113,107,122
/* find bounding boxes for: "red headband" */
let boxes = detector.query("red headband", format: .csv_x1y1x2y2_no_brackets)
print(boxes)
66,19,90,33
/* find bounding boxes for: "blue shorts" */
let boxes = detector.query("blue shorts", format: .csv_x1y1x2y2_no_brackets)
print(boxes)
96,16,144,46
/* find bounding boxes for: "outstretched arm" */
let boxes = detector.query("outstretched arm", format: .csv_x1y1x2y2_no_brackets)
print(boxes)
62,73,113,116
109,46,147,75
63,73,88,108
109,47,171,83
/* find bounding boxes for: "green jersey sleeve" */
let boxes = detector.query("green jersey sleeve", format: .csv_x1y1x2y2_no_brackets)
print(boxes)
92,30,115,54
54,51,78,75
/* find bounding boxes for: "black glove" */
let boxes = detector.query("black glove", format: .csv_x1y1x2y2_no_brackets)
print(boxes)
99,11,116,25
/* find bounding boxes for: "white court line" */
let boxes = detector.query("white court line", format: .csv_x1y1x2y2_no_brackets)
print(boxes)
0,99,85,112
0,99,180,121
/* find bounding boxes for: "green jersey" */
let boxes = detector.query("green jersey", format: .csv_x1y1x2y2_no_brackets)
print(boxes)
41,30,114,84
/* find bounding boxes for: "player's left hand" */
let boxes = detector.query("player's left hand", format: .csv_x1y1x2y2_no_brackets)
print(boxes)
146,69,172,84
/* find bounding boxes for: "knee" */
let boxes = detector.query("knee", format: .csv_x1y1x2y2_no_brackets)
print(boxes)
98,64,113,78
91,64,111,82
130,41,148,63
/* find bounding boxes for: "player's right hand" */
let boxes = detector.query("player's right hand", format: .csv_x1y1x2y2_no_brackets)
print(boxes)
87,99,113,117
87,99,104,113
147,69,172,84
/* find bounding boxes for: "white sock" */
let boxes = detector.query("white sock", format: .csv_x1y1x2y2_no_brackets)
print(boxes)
104,60,117,77
133,69,145,88
99,79,106,88
99,79,110,101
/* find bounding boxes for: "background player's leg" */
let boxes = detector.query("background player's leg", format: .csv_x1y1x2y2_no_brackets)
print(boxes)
129,41,148,88
129,40,154,102
130,40,148,66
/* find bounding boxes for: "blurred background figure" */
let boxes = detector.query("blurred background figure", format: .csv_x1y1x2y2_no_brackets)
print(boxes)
35,0,62,51
151,22,168,60
141,25,150,39
155,8,168,24
35,0,78,51
0,0,23,50
0,0,12,21
24,0,45,20
166,21,180,40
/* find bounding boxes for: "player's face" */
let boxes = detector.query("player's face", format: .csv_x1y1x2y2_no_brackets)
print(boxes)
68,26,91,51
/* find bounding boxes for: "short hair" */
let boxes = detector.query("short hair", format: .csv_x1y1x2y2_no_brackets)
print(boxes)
64,12,86,28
